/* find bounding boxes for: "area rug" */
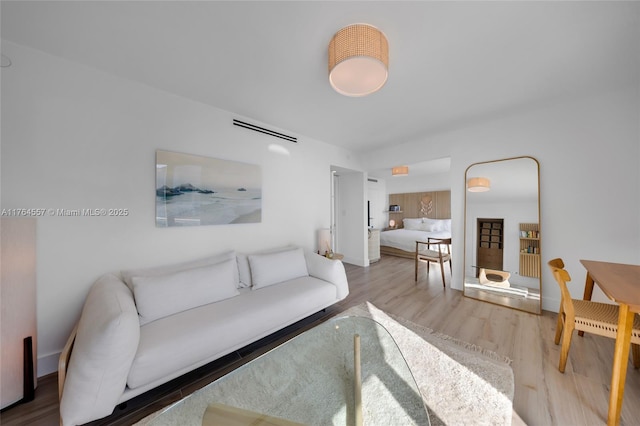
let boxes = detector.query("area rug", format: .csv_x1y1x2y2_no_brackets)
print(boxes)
343,302,514,426
135,302,514,426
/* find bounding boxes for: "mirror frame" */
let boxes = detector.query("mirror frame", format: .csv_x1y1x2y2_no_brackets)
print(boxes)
463,156,542,315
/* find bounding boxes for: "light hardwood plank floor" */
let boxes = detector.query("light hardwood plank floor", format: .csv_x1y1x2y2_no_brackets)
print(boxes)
2,255,639,425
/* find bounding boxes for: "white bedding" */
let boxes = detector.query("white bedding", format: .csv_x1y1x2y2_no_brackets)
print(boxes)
380,229,451,253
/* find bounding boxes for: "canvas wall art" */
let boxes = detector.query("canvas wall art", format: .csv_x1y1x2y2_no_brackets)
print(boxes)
156,150,262,227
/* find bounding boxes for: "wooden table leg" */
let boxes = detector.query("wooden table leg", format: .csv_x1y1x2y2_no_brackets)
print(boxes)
579,273,596,337
354,334,362,426
607,303,634,426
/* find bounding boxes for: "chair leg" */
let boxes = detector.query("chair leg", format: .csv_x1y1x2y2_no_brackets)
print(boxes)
414,257,418,282
558,323,574,373
554,308,564,345
632,343,640,369
439,260,446,287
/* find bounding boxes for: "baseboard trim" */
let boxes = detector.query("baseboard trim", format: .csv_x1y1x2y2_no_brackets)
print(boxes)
37,352,59,378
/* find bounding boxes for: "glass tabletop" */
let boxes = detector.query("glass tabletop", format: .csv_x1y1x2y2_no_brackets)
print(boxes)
144,315,430,425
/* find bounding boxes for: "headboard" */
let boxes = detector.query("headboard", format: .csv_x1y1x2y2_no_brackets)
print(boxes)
388,190,451,226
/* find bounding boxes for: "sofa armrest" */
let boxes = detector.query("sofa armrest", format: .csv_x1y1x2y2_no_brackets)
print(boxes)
58,322,78,403
304,251,349,300
60,274,140,426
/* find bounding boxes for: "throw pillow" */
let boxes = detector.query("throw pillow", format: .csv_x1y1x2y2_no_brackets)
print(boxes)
423,218,444,232
121,250,237,291
248,247,309,289
132,258,239,325
402,218,423,230
237,245,296,287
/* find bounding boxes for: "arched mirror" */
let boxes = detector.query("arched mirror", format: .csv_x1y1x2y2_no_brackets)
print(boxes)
463,156,541,314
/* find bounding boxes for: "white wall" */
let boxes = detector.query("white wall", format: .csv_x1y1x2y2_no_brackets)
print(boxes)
385,171,452,195
363,87,640,312
1,42,362,375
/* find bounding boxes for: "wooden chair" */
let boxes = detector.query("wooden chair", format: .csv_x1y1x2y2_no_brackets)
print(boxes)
547,258,640,373
415,238,452,287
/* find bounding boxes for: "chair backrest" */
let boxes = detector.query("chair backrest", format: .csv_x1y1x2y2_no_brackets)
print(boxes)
428,238,451,255
547,258,575,319
416,239,450,261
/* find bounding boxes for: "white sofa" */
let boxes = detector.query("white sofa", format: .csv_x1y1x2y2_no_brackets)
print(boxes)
58,246,349,426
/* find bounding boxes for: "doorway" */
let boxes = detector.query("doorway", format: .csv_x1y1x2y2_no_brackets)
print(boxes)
330,166,368,266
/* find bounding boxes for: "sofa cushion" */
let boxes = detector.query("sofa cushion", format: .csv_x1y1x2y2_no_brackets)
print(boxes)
248,247,309,289
132,258,239,325
236,245,296,287
60,274,140,426
121,250,237,291
128,276,337,389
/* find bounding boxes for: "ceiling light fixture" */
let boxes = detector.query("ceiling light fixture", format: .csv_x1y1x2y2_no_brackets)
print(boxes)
467,177,491,192
392,166,409,176
328,24,389,97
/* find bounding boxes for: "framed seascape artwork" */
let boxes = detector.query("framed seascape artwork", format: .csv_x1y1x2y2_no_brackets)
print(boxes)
156,150,262,227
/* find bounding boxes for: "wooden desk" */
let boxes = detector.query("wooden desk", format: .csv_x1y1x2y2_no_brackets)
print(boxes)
580,260,640,426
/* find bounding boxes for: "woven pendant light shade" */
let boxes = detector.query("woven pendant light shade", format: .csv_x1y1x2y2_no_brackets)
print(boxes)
467,177,491,192
391,166,409,176
328,24,389,97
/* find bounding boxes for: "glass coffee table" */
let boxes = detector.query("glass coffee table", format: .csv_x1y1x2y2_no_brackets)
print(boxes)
142,316,430,425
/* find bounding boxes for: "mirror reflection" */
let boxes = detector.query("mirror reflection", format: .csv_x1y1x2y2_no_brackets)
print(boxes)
463,156,541,314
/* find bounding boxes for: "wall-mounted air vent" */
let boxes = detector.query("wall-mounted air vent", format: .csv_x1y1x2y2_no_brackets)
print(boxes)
233,119,297,143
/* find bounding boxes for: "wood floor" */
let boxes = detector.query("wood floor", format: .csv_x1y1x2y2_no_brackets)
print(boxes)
2,255,639,425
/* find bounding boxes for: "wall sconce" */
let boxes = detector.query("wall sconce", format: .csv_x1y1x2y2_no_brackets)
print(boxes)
388,219,396,229
467,177,491,192
391,166,409,176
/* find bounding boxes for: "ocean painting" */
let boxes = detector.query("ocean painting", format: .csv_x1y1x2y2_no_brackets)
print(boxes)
156,150,262,227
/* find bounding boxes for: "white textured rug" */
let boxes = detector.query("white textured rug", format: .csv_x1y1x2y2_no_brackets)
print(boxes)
136,302,514,426
344,302,514,426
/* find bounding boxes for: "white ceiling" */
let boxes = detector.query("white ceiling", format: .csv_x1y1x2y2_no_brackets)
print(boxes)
2,1,639,162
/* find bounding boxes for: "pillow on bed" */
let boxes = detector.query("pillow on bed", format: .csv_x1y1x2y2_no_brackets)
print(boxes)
422,218,441,231
403,218,424,230
420,221,439,232
423,218,452,232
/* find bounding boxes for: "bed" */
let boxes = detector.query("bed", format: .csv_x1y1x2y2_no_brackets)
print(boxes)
380,218,452,259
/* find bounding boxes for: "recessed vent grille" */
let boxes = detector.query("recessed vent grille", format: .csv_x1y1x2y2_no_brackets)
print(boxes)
233,119,297,143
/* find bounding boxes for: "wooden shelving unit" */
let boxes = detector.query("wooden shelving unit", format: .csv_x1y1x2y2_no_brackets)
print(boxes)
519,223,540,278
476,218,503,275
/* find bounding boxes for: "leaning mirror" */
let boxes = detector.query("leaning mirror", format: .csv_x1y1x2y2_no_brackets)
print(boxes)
463,156,541,314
